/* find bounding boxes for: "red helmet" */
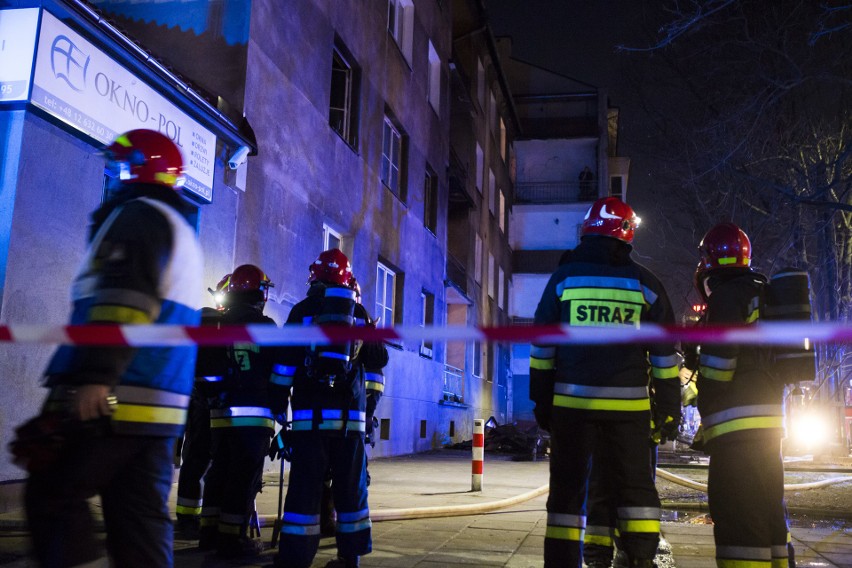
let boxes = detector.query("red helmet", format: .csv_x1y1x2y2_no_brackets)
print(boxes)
698,223,751,272
309,249,353,286
581,197,640,243
103,129,184,188
228,264,273,301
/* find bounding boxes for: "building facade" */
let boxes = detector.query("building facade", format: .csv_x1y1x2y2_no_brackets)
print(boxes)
0,0,523,498
497,39,630,423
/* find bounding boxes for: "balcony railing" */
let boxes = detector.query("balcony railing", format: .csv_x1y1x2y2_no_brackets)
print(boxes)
515,180,598,204
446,253,467,293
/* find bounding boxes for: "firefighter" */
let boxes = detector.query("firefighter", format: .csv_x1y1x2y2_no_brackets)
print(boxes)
319,276,386,536
694,223,792,568
19,129,203,567
583,396,663,568
530,197,681,568
196,264,285,557
270,249,389,568
175,274,231,539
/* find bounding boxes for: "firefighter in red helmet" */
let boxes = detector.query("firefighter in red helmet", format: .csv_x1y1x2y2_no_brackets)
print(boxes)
175,273,232,539
270,249,388,568
693,223,794,568
530,197,681,568
18,129,203,567
197,264,286,558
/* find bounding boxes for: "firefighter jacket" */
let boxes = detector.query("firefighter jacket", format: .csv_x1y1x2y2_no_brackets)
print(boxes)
355,305,386,427
697,271,784,449
530,236,681,420
271,283,389,435
44,184,203,437
208,302,286,430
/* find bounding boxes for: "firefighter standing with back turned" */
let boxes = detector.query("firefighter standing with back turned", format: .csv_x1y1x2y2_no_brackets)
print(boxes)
530,197,682,568
693,223,793,568
17,129,203,568
269,249,388,568
175,273,231,539
197,264,286,557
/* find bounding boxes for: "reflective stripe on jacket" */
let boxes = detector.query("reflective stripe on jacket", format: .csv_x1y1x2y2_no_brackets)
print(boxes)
45,192,203,437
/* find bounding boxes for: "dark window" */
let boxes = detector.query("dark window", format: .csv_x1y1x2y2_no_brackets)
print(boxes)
329,42,360,147
424,166,438,234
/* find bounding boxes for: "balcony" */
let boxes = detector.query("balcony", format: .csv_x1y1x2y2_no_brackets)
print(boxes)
513,250,565,274
445,253,468,297
448,149,475,208
515,180,598,204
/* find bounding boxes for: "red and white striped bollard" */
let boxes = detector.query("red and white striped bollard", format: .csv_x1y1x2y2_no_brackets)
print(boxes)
472,418,484,491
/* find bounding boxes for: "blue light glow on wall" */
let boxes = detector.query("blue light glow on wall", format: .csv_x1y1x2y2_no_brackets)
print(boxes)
89,0,251,46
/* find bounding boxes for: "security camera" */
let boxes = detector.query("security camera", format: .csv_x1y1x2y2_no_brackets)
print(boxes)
228,145,250,170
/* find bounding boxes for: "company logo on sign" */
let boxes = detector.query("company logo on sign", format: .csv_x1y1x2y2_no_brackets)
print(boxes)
50,35,89,92
29,10,216,202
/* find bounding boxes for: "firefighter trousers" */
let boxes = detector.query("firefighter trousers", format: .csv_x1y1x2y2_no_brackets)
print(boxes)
200,425,271,539
584,443,658,567
273,431,371,568
176,389,211,519
708,437,790,568
546,412,661,568
25,434,175,568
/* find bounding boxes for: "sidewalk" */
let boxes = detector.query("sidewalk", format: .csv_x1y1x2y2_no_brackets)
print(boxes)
1,449,850,567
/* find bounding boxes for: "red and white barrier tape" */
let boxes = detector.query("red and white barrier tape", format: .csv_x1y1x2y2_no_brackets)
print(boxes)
0,322,848,346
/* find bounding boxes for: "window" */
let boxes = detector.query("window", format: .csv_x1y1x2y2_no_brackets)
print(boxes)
610,176,623,200
323,224,342,251
476,58,485,110
472,340,482,377
488,253,495,299
388,0,414,63
376,262,396,328
424,166,438,234
427,41,441,114
420,290,434,357
499,190,506,233
498,267,505,311
329,42,359,147
474,234,483,284
489,91,497,134
381,114,406,200
499,118,506,161
475,143,484,193
488,170,496,216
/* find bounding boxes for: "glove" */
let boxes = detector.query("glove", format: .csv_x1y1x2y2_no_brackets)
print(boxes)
690,424,706,453
365,416,379,448
533,403,552,433
8,412,69,473
269,427,293,461
681,380,698,407
651,413,681,445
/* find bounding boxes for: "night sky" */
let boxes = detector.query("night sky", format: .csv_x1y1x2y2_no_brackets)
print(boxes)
484,1,700,313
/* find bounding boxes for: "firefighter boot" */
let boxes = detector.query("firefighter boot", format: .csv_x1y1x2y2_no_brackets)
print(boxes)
174,514,200,540
627,559,655,568
197,525,218,551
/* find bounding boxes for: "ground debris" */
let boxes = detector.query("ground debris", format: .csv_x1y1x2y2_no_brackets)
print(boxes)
445,418,550,460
